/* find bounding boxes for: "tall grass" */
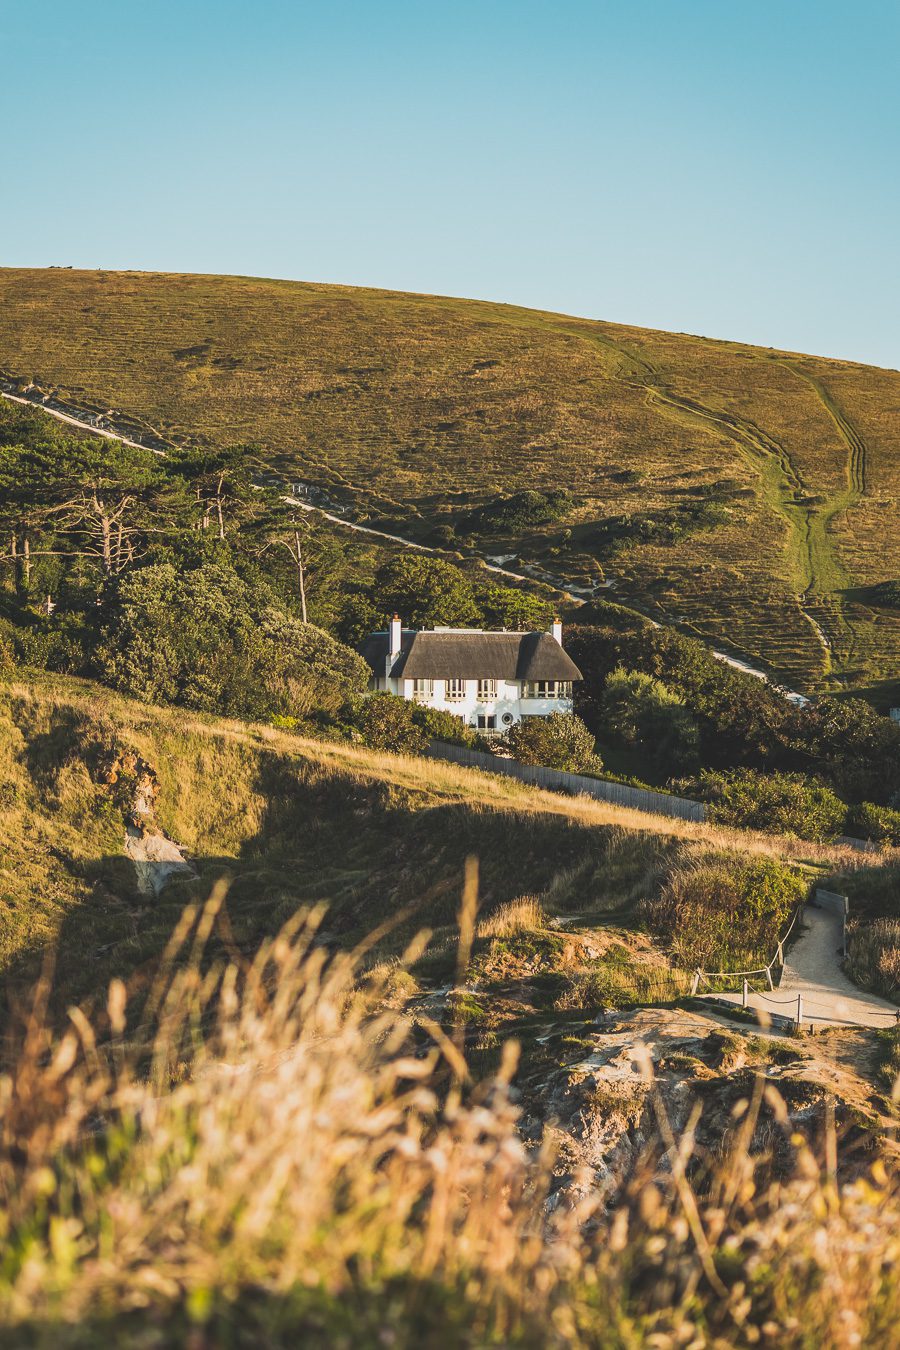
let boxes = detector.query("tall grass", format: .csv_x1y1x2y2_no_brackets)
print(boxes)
847,917,900,1000
0,894,897,1347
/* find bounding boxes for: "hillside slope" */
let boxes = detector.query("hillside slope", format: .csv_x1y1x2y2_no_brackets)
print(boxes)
1,268,899,692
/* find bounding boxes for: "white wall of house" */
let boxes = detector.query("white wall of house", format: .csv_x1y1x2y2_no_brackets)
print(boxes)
371,672,573,730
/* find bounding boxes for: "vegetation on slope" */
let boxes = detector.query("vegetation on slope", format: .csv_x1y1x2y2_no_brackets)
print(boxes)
1,672,865,1023
0,894,897,1348
1,267,899,692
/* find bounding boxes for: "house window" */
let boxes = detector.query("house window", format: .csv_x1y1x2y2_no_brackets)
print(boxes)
476,714,497,731
526,680,572,699
446,677,465,701
477,679,497,700
412,678,433,701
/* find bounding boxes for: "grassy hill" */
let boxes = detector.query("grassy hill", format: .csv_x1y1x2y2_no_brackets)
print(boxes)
2,268,900,695
0,670,868,1021
1,672,899,1347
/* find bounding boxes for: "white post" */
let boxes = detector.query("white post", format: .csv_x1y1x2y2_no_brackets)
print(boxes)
742,978,749,1009
690,969,701,996
765,966,774,991
796,994,803,1029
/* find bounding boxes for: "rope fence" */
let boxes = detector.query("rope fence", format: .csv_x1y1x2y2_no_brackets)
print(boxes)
689,890,900,1031
689,901,805,998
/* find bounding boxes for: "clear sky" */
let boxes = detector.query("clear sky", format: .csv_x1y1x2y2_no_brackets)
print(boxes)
2,1,898,367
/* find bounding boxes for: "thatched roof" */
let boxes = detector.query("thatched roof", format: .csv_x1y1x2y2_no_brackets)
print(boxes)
360,629,582,681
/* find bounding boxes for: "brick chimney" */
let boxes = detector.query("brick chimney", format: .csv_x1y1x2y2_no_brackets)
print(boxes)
550,617,563,644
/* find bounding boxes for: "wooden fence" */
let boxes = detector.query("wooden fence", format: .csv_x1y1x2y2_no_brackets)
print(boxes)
427,742,706,823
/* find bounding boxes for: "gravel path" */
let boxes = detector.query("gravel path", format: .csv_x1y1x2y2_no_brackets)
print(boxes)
719,905,899,1029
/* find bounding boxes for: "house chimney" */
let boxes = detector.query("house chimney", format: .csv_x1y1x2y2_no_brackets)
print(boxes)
389,614,403,659
550,617,563,645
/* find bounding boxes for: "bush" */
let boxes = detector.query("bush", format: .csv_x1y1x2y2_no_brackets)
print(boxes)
458,489,572,536
354,692,427,754
504,712,602,774
411,704,477,747
684,768,846,841
847,801,900,847
867,579,900,609
644,855,806,972
846,918,900,1000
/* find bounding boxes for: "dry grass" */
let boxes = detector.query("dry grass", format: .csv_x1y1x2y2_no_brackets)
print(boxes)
847,918,900,1001
0,894,897,1347
1,671,880,1016
476,895,546,938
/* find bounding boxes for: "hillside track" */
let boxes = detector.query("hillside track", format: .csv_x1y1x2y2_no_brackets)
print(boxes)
639,382,835,675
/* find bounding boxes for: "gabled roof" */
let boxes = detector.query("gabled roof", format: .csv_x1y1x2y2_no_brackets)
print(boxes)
360,629,582,681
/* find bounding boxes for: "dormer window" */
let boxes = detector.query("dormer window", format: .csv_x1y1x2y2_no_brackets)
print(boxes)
446,678,465,701
477,679,497,700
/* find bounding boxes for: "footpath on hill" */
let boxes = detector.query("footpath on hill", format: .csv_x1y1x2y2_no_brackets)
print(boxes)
717,904,899,1030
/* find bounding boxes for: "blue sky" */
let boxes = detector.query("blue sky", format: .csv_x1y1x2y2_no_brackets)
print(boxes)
2,1,898,367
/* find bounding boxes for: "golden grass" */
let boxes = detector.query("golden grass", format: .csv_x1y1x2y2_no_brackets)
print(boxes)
0,893,897,1347
4,672,874,870
476,895,546,939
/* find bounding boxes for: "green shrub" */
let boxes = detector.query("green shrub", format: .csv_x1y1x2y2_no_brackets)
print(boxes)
684,768,846,841
354,692,428,753
96,563,369,719
504,712,602,774
867,579,900,609
411,704,476,746
643,855,806,972
458,489,573,536
847,801,900,847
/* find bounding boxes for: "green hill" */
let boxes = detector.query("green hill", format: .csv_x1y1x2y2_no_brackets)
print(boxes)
1,267,899,692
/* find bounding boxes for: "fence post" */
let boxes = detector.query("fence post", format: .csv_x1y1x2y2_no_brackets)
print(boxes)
765,965,774,991
796,994,803,1030
742,978,748,1009
690,969,701,997
777,939,784,965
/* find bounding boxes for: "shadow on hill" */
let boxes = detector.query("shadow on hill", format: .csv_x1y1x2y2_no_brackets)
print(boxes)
1,744,677,1036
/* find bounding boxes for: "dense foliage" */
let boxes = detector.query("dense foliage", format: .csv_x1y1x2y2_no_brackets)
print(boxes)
456,489,573,536
684,768,847,841
644,856,807,971
96,563,369,719
569,621,900,806
504,712,602,774
599,666,700,776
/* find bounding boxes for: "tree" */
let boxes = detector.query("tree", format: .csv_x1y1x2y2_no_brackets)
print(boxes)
599,667,700,777
354,692,427,754
685,769,846,841
504,713,602,774
479,583,553,631
375,555,480,628
95,562,369,720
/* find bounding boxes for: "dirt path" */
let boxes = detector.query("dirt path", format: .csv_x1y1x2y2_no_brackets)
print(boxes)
0,386,168,456
718,905,899,1030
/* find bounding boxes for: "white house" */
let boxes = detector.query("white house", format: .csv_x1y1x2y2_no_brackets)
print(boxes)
361,616,583,733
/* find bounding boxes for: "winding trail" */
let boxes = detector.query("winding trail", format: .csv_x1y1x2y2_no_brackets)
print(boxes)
718,905,898,1030
1,380,808,701
573,329,873,680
